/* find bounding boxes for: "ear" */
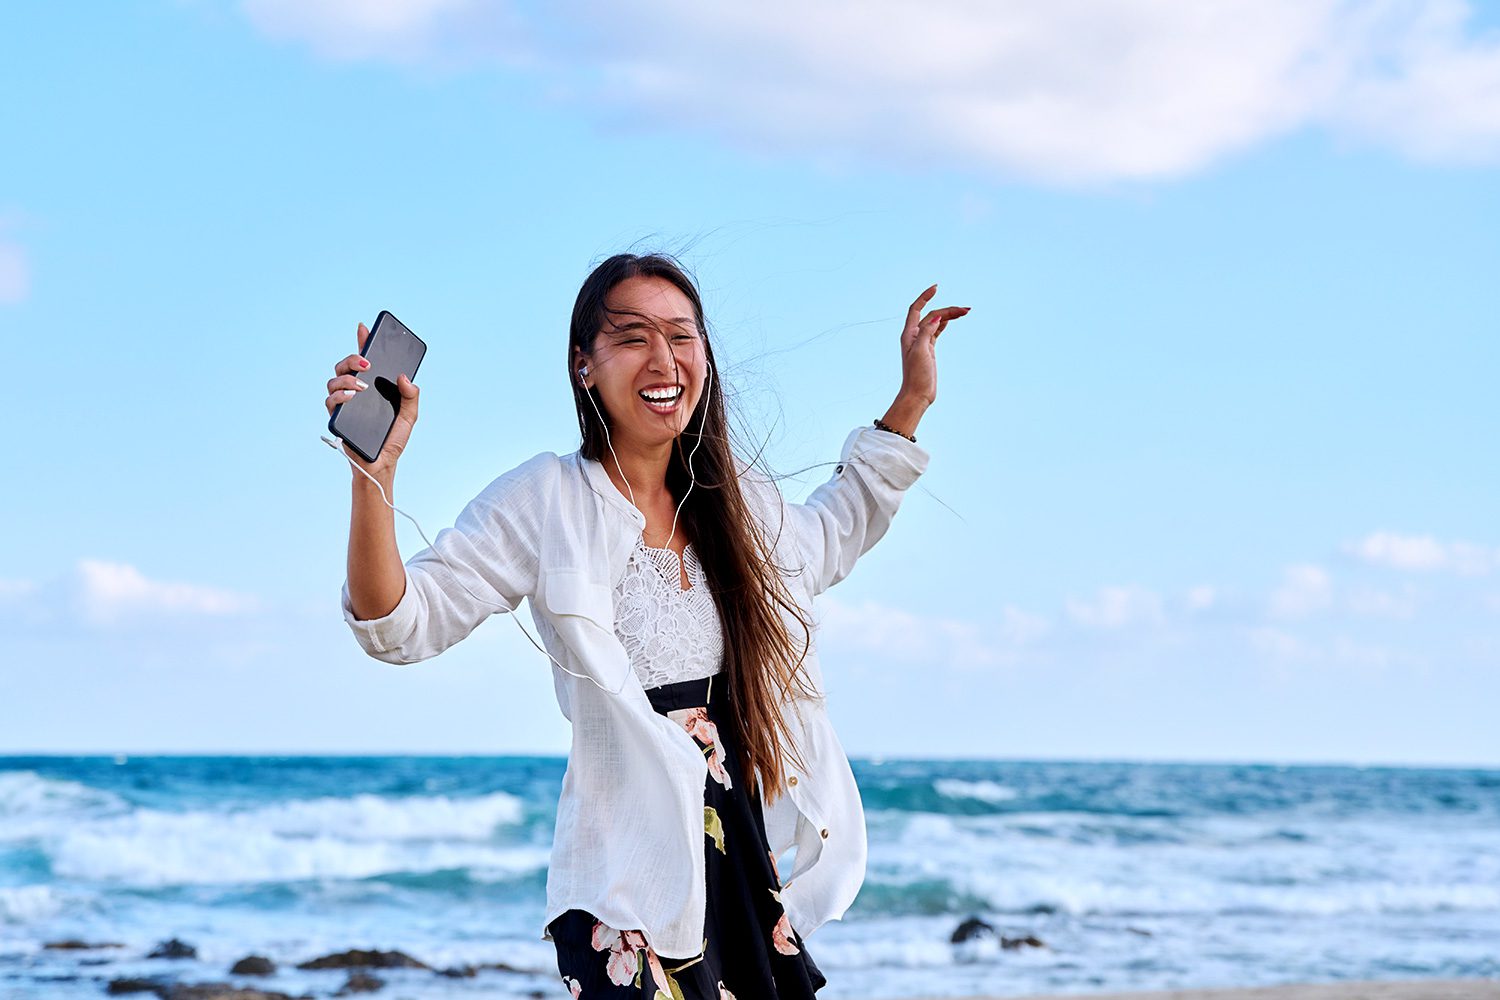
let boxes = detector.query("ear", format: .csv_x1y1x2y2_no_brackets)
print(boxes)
571,345,590,383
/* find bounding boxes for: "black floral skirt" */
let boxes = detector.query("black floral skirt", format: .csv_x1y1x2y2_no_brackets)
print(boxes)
548,672,827,998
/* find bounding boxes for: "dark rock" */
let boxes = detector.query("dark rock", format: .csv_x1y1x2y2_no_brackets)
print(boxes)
1001,933,1046,950
106,979,164,995
438,964,477,978
1126,925,1153,937
295,949,424,972
148,938,199,960
230,956,277,975
950,916,997,943
295,948,429,971
161,984,310,1000
45,938,126,950
476,960,526,974
333,971,385,994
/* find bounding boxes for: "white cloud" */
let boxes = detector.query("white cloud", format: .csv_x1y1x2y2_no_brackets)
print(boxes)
0,561,262,633
1329,634,1404,669
1065,584,1164,628
817,595,1046,668
1345,531,1497,575
238,0,1500,184
1269,564,1333,620
995,605,1052,646
1247,625,1311,661
241,0,528,64
0,238,28,305
76,559,258,626
0,578,36,599
1344,585,1419,620
1337,0,1500,164
1185,584,1217,610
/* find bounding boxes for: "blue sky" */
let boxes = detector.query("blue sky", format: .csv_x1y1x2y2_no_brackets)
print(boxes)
1,1,1496,764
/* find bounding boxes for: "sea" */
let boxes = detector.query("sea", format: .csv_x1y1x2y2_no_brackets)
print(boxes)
1,756,1497,999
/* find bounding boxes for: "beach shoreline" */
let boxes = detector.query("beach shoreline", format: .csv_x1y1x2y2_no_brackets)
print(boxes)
901,979,1500,1000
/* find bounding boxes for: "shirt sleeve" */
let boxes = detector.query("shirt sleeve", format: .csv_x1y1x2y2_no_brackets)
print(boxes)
340,452,554,665
781,424,930,597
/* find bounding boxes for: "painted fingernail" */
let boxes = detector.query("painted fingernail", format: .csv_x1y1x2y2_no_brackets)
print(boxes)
354,378,368,390
341,389,356,398
359,359,370,368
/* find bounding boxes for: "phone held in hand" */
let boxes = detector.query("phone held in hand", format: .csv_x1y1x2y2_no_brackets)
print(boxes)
327,311,427,464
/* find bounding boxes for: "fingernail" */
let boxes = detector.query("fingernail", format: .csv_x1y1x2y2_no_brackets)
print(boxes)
354,378,368,390
342,389,356,398
359,359,370,369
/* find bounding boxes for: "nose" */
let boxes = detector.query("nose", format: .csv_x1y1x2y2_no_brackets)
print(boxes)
646,332,676,376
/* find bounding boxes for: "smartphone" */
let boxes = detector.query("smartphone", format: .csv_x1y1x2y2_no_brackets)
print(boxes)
327,311,427,464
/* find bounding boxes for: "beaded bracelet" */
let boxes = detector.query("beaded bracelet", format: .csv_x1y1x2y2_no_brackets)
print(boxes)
872,418,916,443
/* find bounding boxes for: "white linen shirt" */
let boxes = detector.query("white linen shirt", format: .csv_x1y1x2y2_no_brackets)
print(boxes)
340,424,930,959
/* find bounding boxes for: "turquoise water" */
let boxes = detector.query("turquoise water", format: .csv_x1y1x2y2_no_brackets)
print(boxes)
2,756,1497,998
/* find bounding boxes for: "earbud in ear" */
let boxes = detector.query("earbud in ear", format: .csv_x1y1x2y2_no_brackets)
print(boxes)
578,365,590,383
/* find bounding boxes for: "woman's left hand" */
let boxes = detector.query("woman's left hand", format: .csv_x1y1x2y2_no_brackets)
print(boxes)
898,284,970,406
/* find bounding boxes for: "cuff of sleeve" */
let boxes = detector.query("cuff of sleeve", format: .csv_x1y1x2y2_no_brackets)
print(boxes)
341,570,419,655
841,424,930,490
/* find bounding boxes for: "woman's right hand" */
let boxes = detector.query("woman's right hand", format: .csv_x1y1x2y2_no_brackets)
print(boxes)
326,321,420,480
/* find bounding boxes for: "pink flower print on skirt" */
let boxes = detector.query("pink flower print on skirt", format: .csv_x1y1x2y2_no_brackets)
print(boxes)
668,705,734,789
772,913,801,956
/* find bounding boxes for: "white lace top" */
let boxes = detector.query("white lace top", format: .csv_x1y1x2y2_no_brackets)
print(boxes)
612,534,724,690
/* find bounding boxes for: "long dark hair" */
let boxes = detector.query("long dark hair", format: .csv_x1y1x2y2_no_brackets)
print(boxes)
568,252,819,802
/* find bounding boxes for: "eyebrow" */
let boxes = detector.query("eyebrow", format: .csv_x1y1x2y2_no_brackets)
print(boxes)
608,317,699,333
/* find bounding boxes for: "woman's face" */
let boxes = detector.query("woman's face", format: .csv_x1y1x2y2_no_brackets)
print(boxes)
579,275,708,448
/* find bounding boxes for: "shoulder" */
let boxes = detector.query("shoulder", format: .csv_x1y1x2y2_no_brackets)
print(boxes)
732,453,788,521
469,450,565,510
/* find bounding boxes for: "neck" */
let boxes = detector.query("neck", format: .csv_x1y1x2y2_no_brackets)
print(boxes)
601,433,674,508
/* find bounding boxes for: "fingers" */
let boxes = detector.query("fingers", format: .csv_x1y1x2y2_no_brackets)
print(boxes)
327,372,368,394
920,305,971,332
356,321,370,351
325,378,364,414
335,353,371,377
907,284,938,319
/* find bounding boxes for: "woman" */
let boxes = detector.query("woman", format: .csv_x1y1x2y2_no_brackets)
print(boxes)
331,253,968,998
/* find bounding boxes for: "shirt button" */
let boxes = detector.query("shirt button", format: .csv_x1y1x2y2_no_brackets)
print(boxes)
834,464,844,475
788,776,798,786
820,828,829,839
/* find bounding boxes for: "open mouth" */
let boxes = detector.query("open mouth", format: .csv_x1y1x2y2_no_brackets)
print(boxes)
638,385,684,413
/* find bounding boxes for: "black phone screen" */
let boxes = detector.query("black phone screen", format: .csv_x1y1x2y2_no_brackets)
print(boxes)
327,311,427,464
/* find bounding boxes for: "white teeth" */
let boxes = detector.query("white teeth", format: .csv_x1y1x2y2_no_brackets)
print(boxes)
640,386,682,401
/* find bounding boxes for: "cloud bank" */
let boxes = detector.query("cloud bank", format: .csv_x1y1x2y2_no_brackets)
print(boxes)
0,235,28,304
240,0,1500,184
817,530,1492,677
0,560,259,630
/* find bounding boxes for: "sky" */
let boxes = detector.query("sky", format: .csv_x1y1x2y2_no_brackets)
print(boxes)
1,0,1496,765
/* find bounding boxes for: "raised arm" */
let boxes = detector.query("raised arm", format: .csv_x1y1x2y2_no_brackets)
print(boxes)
784,425,929,596
784,283,966,595
340,452,555,665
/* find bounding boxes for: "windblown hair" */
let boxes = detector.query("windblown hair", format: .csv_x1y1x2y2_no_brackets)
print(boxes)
568,252,820,803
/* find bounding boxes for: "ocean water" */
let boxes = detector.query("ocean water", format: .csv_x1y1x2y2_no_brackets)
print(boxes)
1,756,1497,999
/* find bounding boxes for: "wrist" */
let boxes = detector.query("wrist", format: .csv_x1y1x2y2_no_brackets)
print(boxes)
877,396,928,440
352,468,396,496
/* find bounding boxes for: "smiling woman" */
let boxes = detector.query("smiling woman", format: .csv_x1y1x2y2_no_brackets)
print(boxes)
334,250,967,997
